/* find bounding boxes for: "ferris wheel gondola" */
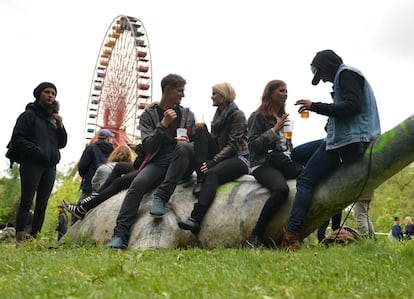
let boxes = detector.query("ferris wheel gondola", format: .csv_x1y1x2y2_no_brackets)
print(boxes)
83,15,152,148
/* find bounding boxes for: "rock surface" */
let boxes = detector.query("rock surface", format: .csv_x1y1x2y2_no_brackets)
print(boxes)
66,115,414,249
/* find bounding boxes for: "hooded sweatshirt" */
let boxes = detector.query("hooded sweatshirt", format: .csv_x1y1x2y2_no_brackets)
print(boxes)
78,140,114,191
7,101,67,167
309,50,381,150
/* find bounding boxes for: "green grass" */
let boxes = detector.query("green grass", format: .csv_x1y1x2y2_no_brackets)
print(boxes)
1,237,413,298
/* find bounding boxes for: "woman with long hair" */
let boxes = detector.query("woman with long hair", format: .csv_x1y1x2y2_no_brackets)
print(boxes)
246,80,302,247
91,145,133,191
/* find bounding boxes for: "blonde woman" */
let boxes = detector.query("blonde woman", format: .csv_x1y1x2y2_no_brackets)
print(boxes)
178,82,249,234
91,145,133,191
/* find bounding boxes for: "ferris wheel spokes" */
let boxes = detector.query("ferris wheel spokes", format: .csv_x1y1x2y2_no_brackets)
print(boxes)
83,15,153,147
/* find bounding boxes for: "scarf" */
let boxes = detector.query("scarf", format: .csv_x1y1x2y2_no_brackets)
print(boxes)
210,102,238,139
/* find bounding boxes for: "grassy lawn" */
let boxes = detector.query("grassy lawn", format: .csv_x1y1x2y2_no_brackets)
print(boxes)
1,237,413,299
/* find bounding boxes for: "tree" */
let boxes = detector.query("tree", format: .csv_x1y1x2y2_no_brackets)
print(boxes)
0,165,21,224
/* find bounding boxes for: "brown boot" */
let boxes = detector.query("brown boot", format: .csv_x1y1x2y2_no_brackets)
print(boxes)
279,231,301,251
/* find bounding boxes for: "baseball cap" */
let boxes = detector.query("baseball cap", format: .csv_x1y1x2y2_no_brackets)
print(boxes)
98,129,114,138
311,65,320,86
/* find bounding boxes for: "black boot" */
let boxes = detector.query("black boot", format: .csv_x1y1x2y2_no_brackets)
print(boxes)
178,217,201,234
245,234,263,248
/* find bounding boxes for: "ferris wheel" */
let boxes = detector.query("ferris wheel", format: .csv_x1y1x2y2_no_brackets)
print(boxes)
83,15,153,148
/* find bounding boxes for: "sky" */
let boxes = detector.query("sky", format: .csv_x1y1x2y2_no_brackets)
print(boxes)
1,0,413,173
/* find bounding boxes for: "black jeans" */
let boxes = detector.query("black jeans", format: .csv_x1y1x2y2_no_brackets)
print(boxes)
317,212,342,242
16,161,56,235
113,142,194,242
192,126,219,183
98,162,136,192
251,164,290,237
82,169,139,211
190,128,249,222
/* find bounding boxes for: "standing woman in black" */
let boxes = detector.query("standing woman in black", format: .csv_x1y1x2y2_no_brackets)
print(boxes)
7,82,67,242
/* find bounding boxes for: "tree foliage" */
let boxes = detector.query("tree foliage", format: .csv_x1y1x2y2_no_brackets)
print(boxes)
0,165,21,224
370,163,414,233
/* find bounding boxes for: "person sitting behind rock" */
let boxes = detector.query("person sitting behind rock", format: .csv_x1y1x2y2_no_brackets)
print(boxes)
91,144,133,191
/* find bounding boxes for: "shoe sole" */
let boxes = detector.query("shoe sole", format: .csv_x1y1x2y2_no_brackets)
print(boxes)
178,222,200,234
106,245,126,250
245,239,263,249
62,201,85,220
150,212,165,218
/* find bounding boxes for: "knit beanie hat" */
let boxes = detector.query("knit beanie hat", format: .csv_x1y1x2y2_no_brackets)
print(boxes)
33,82,57,100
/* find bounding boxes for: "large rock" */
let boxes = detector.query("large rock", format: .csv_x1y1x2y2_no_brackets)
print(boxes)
67,115,414,249
66,176,289,249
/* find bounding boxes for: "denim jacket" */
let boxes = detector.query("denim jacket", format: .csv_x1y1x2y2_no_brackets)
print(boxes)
326,64,381,150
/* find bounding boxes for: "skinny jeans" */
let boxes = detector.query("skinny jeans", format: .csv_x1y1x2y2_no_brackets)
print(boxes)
287,140,341,234
82,169,139,211
98,162,136,192
16,161,56,235
251,164,289,237
191,158,249,222
190,126,249,222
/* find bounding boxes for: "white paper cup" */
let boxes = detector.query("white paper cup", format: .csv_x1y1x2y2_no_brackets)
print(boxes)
176,128,187,137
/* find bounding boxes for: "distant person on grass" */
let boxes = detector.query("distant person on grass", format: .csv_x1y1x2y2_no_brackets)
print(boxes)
353,192,376,238
389,216,403,242
106,73,195,249
6,82,67,242
91,144,133,191
56,205,68,241
403,216,414,240
72,128,114,224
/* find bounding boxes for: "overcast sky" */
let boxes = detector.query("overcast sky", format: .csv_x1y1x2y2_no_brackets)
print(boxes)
1,0,413,173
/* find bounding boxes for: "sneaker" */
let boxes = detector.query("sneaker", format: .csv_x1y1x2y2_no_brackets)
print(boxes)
178,217,201,234
245,234,263,248
149,196,166,218
62,200,86,220
106,236,127,249
78,192,98,206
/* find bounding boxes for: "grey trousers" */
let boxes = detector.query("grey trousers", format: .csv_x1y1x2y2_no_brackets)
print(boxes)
354,192,375,237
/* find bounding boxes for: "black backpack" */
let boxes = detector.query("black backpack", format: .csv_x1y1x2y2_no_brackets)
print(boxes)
5,140,21,168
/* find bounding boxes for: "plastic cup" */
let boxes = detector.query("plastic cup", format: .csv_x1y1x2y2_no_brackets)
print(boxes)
284,120,293,139
195,113,205,128
176,128,187,137
301,111,309,119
